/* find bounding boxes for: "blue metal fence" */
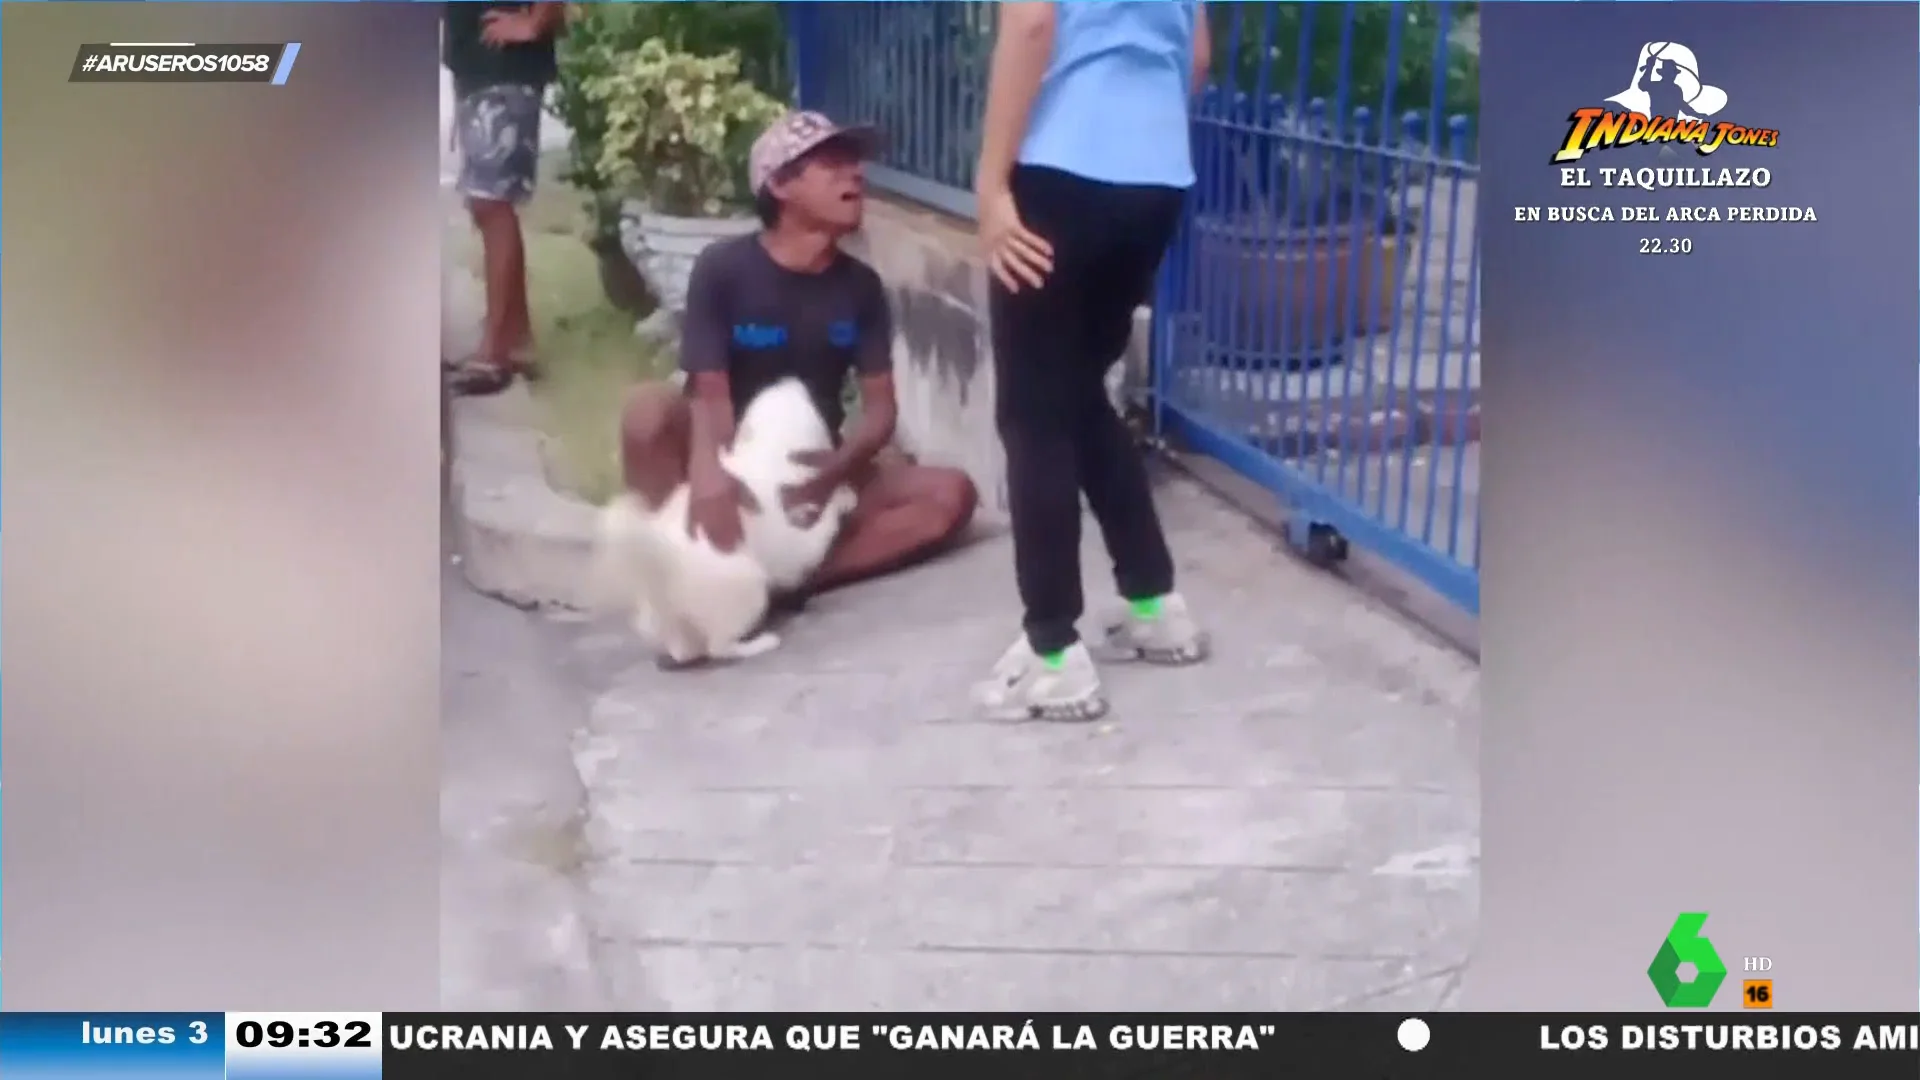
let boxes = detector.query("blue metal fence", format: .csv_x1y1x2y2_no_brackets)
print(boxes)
790,1,994,219
793,2,1482,615
1159,3,1482,613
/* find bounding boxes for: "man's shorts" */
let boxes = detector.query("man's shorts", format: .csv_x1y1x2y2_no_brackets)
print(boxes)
453,83,543,205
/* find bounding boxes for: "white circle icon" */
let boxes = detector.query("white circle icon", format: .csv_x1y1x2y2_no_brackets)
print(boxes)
1396,1017,1431,1052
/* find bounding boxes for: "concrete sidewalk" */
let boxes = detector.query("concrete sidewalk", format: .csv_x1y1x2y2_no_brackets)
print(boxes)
537,477,1479,1011
439,72,1477,1011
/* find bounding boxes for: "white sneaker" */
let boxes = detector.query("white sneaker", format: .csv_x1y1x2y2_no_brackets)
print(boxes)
971,638,1108,722
1097,592,1210,665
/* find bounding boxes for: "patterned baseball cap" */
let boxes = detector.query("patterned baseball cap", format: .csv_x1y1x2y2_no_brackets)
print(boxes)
748,111,882,196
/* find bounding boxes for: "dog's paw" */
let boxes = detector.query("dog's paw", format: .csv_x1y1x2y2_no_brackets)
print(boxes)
656,651,708,673
717,631,781,661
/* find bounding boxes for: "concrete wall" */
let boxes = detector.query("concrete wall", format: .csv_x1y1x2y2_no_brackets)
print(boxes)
844,196,1151,518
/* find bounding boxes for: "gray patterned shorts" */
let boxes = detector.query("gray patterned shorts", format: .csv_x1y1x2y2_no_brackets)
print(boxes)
454,83,542,205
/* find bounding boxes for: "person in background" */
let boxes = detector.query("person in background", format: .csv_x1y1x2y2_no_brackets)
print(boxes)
442,2,567,396
970,1,1213,720
617,111,978,636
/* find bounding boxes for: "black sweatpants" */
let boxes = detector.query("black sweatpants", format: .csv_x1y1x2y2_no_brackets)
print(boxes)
988,165,1186,655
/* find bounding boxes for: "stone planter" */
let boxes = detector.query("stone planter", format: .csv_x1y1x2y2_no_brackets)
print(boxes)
618,201,757,315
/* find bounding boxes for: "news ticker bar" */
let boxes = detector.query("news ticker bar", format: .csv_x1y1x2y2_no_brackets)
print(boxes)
68,42,303,85
3,1012,1920,1080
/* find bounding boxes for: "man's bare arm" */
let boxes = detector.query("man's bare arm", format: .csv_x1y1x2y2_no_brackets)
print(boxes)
974,2,1057,199
532,2,566,35
829,373,899,484
684,372,738,492
821,268,900,485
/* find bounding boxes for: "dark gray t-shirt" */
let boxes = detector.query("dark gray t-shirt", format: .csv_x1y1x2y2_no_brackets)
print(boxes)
679,234,892,434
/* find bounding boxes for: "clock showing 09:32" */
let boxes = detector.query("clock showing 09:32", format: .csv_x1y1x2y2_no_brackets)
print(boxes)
223,1012,383,1080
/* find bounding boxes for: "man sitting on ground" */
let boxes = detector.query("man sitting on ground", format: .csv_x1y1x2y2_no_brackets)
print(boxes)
618,111,979,623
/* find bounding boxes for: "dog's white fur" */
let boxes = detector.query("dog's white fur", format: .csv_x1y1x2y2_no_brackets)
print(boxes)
590,378,858,666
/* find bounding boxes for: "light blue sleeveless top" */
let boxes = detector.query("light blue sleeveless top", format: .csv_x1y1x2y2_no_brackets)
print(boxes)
1016,1,1200,188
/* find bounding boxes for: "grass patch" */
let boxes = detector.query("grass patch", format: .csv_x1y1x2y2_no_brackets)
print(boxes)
449,152,673,505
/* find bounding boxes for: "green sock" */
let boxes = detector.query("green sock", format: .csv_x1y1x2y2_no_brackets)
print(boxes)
1129,595,1165,621
1039,649,1066,670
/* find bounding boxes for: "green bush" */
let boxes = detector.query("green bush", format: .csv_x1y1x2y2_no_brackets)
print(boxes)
553,3,789,243
625,2,789,100
589,40,787,218
552,6,656,246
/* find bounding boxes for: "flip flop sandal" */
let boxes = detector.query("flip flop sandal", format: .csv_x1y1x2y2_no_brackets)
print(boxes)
445,360,520,397
443,348,543,379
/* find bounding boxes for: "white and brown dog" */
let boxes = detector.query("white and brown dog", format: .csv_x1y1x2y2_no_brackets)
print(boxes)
590,378,857,666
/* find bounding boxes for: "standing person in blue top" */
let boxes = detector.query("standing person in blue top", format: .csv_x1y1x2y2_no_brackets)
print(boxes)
971,2,1214,720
